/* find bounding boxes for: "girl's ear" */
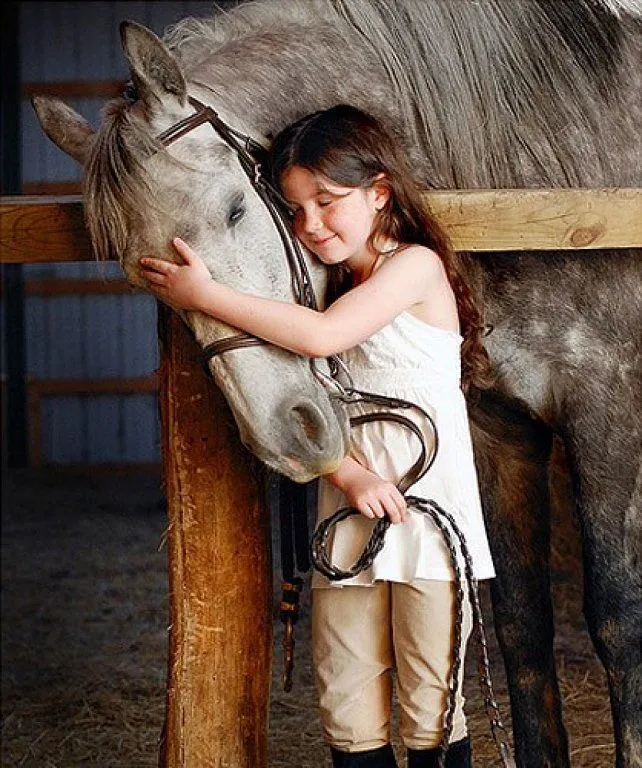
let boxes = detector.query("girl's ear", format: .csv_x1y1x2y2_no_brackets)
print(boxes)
372,173,391,211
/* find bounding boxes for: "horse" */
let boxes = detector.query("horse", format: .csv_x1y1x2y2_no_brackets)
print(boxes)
31,1,641,765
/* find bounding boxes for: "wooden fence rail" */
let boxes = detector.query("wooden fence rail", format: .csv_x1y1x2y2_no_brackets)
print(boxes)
2,188,641,263
1,188,640,768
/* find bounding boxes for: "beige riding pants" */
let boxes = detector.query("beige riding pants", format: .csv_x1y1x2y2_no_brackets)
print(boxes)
311,579,472,752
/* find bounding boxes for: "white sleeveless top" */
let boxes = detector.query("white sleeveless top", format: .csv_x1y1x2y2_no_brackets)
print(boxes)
313,309,495,588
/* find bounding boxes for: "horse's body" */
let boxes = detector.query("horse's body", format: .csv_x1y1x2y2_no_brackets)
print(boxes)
32,1,641,765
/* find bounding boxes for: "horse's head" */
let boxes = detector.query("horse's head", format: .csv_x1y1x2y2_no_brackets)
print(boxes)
32,20,348,481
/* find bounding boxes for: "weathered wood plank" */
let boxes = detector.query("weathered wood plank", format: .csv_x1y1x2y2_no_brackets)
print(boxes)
427,187,642,251
28,375,158,396
2,188,641,263
22,181,82,196
157,308,272,768
1,196,94,262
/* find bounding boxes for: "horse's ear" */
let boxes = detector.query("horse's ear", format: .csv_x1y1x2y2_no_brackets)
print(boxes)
31,96,95,166
120,20,186,107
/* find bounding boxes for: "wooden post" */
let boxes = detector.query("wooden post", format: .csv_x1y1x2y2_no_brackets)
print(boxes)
157,307,272,768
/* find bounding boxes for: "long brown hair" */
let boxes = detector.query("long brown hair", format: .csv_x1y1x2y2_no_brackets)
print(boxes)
268,104,492,391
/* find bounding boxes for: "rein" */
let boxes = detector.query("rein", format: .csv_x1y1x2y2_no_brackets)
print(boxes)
155,93,515,768
311,390,515,767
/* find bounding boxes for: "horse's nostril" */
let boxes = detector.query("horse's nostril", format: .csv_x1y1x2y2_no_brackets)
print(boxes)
290,402,325,452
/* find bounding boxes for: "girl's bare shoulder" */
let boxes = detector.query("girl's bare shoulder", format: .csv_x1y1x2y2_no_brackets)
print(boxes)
383,244,446,282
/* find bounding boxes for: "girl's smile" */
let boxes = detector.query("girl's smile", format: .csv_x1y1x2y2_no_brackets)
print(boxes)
310,234,337,247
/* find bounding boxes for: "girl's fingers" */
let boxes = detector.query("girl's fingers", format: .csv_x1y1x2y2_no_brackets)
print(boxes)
142,270,167,286
398,499,409,523
393,489,407,514
139,257,175,274
173,237,194,263
370,500,385,519
386,489,407,524
361,501,384,520
386,503,401,525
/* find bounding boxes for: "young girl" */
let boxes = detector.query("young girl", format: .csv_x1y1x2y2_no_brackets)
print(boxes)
140,105,495,768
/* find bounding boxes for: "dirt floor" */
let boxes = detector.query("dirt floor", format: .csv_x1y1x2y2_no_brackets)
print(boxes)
1,468,614,767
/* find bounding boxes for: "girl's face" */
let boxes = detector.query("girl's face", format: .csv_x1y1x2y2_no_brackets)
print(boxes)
280,165,389,273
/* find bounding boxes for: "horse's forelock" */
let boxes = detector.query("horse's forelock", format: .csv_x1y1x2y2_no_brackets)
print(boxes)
84,100,162,262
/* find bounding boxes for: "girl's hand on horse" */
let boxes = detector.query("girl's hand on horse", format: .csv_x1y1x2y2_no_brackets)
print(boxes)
326,457,408,524
139,238,213,311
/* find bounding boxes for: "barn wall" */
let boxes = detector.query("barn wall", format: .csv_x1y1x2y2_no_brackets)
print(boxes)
10,1,217,466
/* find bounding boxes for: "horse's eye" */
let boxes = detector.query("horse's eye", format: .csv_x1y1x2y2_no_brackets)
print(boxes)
228,204,246,226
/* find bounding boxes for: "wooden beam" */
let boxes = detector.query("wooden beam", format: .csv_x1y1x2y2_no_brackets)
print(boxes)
157,308,271,767
28,376,158,397
427,187,642,251
25,278,132,296
22,181,82,196
0,278,132,297
2,189,641,264
31,462,162,474
1,196,96,262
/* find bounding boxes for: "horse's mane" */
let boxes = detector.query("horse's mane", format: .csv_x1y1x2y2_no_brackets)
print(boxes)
83,101,167,261
164,0,639,188
163,1,328,70
85,0,640,259
331,0,633,186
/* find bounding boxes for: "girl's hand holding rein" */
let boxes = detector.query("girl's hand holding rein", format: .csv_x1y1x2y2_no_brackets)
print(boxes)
139,237,215,312
326,456,408,524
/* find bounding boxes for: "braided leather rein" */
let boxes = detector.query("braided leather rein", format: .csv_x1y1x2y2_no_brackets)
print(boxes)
311,391,515,768
155,94,515,767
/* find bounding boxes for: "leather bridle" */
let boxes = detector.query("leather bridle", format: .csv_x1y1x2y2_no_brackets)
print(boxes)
154,94,515,767
157,96,350,393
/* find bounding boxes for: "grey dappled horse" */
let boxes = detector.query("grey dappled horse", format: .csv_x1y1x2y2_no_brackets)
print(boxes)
32,1,641,765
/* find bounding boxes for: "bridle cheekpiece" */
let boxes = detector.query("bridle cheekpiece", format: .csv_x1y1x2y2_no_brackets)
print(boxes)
155,95,349,392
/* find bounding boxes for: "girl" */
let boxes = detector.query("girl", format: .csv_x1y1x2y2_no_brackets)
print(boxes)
140,105,495,768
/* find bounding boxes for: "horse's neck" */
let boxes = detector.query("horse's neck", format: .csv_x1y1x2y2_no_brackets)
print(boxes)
181,0,640,188
186,24,386,141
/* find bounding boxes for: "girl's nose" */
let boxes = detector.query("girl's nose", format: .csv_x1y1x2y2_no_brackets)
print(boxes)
302,209,323,234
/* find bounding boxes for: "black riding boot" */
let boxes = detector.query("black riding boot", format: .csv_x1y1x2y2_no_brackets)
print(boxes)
407,737,472,768
331,743,398,767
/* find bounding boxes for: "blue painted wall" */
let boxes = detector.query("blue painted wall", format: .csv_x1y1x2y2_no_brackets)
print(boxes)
14,1,216,465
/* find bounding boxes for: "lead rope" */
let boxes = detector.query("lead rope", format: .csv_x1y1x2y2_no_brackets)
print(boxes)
308,385,515,768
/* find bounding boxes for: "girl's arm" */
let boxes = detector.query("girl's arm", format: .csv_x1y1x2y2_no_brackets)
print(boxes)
324,455,407,524
139,237,442,358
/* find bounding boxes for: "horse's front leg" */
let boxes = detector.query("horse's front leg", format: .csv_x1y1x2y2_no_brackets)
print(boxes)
563,395,642,768
472,392,567,767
